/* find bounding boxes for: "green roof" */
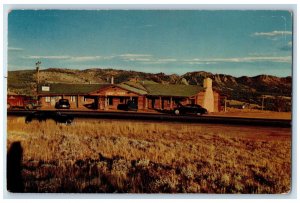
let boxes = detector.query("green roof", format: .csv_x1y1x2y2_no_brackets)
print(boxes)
117,83,148,95
37,82,205,97
143,84,204,97
38,83,110,95
122,81,147,91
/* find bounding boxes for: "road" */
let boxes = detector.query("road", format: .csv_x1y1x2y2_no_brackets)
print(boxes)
7,109,291,128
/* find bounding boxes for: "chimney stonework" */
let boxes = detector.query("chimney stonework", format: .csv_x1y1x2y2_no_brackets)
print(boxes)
111,76,114,84
202,78,215,112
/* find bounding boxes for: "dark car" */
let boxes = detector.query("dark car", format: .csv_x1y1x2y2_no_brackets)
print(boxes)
117,100,138,111
55,99,70,109
173,103,208,115
53,112,74,125
25,111,74,125
25,111,47,123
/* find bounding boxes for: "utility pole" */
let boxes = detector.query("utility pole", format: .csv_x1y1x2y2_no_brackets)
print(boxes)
261,95,265,111
36,61,41,96
224,96,227,112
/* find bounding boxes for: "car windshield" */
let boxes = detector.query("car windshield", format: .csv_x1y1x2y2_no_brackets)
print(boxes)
59,100,69,104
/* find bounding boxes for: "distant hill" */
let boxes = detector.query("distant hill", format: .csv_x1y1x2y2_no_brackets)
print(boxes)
7,68,292,106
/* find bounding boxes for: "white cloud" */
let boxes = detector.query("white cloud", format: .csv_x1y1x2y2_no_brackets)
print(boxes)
23,55,71,59
119,54,152,57
119,54,152,62
141,61,164,65
140,58,178,64
184,56,291,63
185,61,217,65
130,55,291,65
124,58,152,62
23,54,153,62
253,30,292,37
69,56,115,62
8,47,24,51
21,54,291,66
143,24,154,27
157,58,177,62
23,55,115,61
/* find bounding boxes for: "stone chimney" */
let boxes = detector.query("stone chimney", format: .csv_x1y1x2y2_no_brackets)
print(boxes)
111,76,114,84
202,78,215,112
203,77,212,89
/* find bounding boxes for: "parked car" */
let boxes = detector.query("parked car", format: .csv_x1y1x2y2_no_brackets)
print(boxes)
173,103,208,115
117,100,138,111
53,112,74,125
25,111,47,123
25,111,74,125
55,99,70,109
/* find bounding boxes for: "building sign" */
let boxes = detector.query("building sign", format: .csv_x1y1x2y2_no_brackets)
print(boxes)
106,91,126,96
42,86,50,91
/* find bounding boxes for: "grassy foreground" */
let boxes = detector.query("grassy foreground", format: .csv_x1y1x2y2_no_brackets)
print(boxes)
7,117,291,193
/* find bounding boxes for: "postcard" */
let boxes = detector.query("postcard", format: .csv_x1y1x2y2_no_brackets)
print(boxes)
6,9,292,194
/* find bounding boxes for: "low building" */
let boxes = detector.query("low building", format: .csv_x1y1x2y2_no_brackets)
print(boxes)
38,83,110,109
37,78,220,112
120,78,219,112
89,83,148,110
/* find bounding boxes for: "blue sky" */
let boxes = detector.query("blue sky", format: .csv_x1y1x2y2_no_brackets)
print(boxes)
8,10,293,77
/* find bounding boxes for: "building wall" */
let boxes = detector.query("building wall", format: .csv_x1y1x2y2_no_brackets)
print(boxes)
213,92,220,112
146,96,189,110
91,86,144,110
39,95,92,109
138,96,145,110
196,92,205,106
106,97,118,110
98,97,104,110
146,97,161,109
39,96,62,109
39,96,50,108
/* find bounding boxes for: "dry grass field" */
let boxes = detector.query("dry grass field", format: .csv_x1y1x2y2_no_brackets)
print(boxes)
210,109,292,120
6,116,291,193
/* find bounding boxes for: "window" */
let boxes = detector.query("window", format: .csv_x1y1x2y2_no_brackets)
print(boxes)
70,96,76,102
120,97,124,103
45,97,50,103
151,99,155,108
108,97,113,105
